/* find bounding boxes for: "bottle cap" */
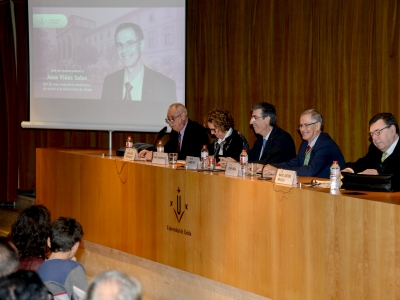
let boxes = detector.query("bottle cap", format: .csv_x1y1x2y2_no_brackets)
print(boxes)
128,136,132,138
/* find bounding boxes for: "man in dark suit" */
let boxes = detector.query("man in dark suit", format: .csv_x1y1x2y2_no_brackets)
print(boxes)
342,112,400,188
263,109,345,178
139,103,209,160
101,22,177,102
247,102,296,163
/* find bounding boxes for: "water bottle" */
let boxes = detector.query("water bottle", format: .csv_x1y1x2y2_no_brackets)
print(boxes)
156,140,164,153
240,149,248,176
125,136,133,148
200,145,209,169
330,160,340,194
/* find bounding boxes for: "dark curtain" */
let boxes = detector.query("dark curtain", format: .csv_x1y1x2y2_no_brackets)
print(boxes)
1,0,400,201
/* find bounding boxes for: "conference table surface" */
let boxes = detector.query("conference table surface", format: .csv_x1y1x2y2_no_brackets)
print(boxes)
36,148,400,300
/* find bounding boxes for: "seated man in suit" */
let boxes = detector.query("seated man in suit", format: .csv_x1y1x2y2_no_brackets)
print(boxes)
139,103,209,160
101,22,177,102
342,112,400,188
219,102,296,169
263,109,345,178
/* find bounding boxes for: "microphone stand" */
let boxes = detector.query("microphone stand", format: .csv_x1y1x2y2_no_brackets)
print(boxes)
152,126,168,152
258,150,280,181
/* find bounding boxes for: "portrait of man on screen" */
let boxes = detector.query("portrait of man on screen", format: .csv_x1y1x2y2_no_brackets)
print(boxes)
101,22,177,102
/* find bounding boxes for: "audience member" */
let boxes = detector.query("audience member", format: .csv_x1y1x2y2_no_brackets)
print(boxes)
0,270,52,300
38,217,87,297
85,270,142,300
342,112,400,189
204,108,249,162
263,109,345,178
139,103,209,160
0,237,19,278
9,205,51,271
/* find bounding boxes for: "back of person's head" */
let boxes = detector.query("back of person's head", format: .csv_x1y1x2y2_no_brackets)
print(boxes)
0,237,19,277
85,270,142,300
9,205,51,260
251,102,277,125
50,217,83,252
0,270,52,300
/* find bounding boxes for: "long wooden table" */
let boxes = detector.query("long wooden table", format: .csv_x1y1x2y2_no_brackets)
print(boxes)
36,148,400,299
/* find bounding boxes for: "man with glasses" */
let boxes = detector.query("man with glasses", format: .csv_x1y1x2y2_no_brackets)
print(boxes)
342,113,400,184
262,109,345,178
139,103,209,160
245,102,296,163
101,22,177,101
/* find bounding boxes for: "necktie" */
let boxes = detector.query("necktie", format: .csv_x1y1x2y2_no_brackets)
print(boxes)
124,82,133,100
259,139,267,160
306,145,312,154
381,152,388,162
177,132,181,152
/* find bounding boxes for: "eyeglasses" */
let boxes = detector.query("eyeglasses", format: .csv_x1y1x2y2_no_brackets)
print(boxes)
115,39,141,51
298,121,318,130
165,112,183,124
208,127,218,134
369,125,390,137
250,115,264,121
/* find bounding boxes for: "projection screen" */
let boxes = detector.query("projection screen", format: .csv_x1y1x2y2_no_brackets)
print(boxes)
22,0,186,132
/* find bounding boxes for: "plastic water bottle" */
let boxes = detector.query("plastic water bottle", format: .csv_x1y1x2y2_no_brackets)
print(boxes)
156,140,164,153
330,160,340,194
200,145,209,169
240,149,248,176
126,136,133,148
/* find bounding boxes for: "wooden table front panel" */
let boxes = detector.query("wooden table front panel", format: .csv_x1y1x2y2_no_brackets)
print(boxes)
36,149,400,299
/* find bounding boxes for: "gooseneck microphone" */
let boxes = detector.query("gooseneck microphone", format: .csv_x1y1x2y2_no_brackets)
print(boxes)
258,149,280,181
152,126,168,151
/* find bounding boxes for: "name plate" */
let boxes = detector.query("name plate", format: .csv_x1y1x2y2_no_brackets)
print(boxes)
123,148,138,161
186,156,200,169
225,162,241,177
152,152,169,165
275,169,297,186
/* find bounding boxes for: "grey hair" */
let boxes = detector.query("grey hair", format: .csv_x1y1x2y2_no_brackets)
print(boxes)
85,270,142,300
169,103,188,115
301,109,324,131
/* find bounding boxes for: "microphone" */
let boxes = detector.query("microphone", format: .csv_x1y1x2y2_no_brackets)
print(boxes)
258,149,280,181
152,126,168,151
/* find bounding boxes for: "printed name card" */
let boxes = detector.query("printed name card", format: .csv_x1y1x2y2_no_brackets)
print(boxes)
152,152,169,165
225,162,241,177
275,169,297,186
123,148,138,161
186,156,200,169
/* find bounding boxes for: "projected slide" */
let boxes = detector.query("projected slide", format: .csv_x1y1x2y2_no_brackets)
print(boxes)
25,0,186,132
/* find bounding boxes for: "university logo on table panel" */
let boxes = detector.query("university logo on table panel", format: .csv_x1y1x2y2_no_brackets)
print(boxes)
167,186,191,236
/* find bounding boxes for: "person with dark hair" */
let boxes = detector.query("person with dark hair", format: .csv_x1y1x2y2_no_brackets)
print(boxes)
0,237,19,278
342,112,400,188
263,109,346,178
85,270,142,300
204,108,249,163
9,205,51,271
101,22,177,101
0,270,52,300
248,102,296,163
37,217,87,298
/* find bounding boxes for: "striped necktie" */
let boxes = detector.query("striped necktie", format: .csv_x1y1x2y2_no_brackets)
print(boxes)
381,152,388,162
124,82,133,100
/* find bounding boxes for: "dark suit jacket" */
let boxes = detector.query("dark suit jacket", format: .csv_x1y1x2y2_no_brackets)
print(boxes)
248,125,296,164
208,130,249,162
271,132,346,178
164,119,209,160
348,139,400,189
101,65,177,101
